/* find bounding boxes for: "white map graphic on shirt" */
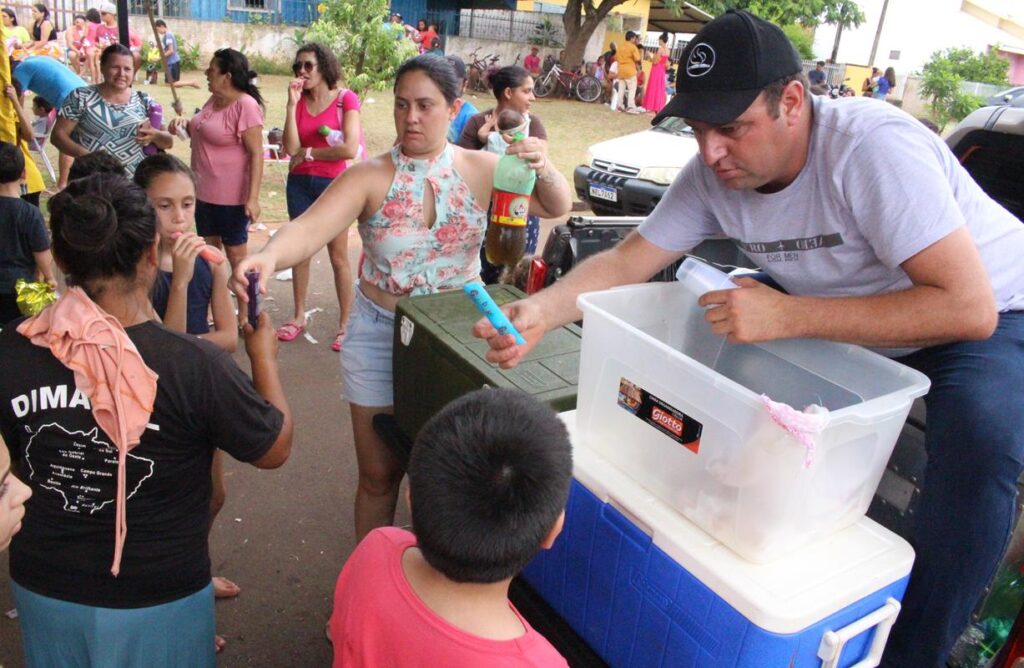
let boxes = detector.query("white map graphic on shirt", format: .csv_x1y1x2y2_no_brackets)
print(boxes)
24,423,155,514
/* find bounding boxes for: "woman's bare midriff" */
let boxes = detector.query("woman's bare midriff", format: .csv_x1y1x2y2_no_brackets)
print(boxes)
359,278,485,314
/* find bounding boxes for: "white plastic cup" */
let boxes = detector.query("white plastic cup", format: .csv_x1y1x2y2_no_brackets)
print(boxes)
676,257,738,297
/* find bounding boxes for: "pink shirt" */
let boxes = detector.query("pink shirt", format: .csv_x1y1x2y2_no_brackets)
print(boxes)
292,89,359,179
94,23,117,48
84,21,98,46
188,94,263,205
330,528,568,668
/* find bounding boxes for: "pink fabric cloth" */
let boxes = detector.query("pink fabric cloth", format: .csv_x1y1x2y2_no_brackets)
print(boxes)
188,94,264,205
330,527,568,668
291,89,360,179
761,395,829,468
17,287,159,575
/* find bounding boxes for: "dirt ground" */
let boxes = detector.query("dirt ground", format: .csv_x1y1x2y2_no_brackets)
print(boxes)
0,215,569,667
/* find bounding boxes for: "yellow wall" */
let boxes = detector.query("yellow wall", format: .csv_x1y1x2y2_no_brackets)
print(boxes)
516,0,651,28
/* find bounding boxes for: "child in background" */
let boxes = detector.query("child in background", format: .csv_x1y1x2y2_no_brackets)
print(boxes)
330,388,572,667
485,108,527,155
133,154,240,651
29,96,54,148
0,141,55,325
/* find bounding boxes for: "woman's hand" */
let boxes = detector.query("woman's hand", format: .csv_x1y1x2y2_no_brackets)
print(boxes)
135,120,160,146
167,117,189,138
170,232,204,286
245,197,261,225
230,251,277,303
505,136,550,172
287,79,303,108
3,85,18,103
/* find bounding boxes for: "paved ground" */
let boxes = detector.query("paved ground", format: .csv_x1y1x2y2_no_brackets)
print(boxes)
0,216,569,667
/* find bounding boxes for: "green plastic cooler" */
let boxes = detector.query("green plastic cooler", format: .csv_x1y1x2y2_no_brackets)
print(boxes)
393,285,581,441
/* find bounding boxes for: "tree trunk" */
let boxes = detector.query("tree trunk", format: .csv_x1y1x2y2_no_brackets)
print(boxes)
868,0,890,67
830,23,843,64
561,0,627,71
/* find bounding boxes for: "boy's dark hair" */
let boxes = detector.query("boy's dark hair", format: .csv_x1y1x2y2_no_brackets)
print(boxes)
68,150,127,182
85,7,100,23
408,388,572,584
134,152,195,190
0,141,26,184
50,174,155,290
32,95,53,113
154,18,166,28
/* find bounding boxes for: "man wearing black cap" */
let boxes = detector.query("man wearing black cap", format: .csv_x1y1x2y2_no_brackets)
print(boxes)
475,10,1024,667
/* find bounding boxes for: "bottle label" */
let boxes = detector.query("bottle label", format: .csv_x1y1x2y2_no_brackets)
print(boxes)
490,191,529,227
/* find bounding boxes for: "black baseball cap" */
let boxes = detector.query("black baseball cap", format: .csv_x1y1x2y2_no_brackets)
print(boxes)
653,10,801,126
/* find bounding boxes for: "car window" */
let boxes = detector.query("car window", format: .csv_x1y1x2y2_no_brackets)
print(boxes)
652,117,694,137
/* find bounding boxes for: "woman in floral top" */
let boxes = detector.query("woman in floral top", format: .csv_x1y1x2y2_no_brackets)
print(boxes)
233,55,571,540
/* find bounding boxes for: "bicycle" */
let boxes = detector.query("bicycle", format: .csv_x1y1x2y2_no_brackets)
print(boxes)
533,62,601,103
467,48,500,93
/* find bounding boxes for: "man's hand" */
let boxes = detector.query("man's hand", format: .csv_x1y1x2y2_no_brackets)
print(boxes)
471,299,548,369
699,277,793,343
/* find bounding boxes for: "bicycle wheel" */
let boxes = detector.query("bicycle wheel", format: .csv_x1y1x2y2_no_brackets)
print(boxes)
534,75,555,98
575,75,602,103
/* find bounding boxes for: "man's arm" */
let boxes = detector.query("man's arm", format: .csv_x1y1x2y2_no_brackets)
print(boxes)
474,231,686,367
700,226,998,347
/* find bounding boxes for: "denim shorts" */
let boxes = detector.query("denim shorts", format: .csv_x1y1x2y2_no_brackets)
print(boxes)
195,200,248,247
340,286,395,407
286,173,334,220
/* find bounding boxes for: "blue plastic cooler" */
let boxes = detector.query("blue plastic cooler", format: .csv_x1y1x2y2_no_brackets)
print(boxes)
523,412,915,668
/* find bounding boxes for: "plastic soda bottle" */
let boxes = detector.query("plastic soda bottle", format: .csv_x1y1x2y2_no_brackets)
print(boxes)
143,101,163,156
318,125,344,146
486,133,535,267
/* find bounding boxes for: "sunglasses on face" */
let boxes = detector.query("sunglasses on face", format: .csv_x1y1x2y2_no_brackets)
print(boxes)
292,61,315,74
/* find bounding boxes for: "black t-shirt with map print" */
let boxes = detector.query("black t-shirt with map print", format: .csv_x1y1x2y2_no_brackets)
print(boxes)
0,320,283,608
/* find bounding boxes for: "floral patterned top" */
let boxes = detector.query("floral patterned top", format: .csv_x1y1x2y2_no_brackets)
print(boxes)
360,144,487,296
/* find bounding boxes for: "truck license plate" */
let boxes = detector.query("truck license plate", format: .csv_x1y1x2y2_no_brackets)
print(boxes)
589,183,618,203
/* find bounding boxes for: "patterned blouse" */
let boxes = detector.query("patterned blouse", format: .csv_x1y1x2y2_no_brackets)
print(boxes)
359,144,487,297
59,85,156,177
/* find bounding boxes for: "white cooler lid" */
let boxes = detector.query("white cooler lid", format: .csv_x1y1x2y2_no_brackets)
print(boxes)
559,411,915,634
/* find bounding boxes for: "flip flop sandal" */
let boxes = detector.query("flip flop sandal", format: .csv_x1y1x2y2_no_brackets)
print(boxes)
331,330,345,353
277,321,305,342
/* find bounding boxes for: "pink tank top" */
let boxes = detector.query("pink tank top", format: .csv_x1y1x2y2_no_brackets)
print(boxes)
291,89,360,179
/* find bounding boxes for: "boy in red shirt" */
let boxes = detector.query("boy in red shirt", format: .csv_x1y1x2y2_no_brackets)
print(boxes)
330,388,572,667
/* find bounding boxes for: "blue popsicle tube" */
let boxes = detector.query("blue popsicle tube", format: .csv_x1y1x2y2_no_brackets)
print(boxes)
463,284,526,345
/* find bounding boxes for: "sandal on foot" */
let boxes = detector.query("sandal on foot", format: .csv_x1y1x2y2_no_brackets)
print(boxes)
215,634,227,653
331,330,345,353
277,321,305,342
213,576,240,599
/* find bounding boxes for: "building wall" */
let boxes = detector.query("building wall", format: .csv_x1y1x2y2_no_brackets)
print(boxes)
129,16,294,60
515,0,651,31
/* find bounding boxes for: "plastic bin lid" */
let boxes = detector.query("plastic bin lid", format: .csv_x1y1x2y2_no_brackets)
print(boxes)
559,411,915,634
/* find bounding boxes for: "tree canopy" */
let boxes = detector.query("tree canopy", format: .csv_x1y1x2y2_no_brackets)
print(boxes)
921,46,1010,130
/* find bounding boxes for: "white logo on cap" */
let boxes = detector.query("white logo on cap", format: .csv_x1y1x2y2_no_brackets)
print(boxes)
686,43,716,77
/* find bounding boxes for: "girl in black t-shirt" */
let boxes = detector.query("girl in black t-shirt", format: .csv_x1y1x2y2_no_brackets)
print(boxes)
0,174,293,667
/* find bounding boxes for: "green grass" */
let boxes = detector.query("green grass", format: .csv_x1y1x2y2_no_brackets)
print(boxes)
40,72,655,222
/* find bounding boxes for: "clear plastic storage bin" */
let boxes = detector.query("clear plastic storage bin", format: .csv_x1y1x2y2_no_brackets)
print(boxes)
575,263,930,563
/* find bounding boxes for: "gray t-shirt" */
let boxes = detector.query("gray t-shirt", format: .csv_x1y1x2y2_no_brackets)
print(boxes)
639,95,1024,313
